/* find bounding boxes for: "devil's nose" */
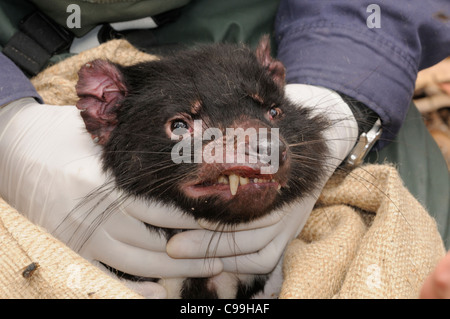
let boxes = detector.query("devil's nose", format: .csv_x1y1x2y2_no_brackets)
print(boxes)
248,132,287,165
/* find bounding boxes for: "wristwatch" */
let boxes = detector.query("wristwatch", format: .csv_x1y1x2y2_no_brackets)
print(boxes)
345,118,382,167
336,92,383,167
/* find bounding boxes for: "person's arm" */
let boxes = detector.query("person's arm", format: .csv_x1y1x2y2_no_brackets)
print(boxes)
0,53,43,106
275,0,450,149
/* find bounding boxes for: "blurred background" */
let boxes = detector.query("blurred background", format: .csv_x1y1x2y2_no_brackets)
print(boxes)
415,57,450,171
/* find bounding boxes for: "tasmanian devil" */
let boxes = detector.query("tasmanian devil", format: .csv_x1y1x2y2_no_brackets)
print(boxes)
75,35,329,298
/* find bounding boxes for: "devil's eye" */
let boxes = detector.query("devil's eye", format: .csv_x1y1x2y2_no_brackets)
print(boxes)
268,107,281,120
171,120,189,131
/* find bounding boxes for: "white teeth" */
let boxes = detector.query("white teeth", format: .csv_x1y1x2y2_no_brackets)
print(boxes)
240,176,249,185
229,174,239,196
215,174,278,196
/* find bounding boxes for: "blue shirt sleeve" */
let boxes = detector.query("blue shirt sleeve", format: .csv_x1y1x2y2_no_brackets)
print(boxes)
275,0,450,149
0,53,43,106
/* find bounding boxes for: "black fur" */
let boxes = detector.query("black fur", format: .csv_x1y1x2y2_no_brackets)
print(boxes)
181,278,219,299
236,275,270,299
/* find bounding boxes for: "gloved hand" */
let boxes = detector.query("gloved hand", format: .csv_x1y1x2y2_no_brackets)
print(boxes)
0,97,223,298
166,83,360,274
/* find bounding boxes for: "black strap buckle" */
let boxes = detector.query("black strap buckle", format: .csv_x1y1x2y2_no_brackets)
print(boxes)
2,11,73,76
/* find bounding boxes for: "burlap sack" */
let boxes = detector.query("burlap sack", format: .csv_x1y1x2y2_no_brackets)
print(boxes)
281,165,446,299
0,198,142,298
0,39,445,298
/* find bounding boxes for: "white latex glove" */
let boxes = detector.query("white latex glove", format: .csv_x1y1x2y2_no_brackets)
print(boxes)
166,83,359,274
0,98,223,287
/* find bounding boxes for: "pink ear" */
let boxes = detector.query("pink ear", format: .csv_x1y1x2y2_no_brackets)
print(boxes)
255,35,286,88
76,59,128,145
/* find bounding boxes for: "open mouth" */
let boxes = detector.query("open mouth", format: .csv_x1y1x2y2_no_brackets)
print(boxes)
183,167,283,198
203,173,281,195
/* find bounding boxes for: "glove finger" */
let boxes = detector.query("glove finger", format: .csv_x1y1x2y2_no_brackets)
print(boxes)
103,210,170,252
197,210,285,231
167,199,315,259
219,199,317,274
166,223,281,259
123,197,201,229
221,239,284,274
85,235,223,278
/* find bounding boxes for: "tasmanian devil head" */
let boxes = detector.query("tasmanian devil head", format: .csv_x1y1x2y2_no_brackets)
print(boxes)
75,36,328,225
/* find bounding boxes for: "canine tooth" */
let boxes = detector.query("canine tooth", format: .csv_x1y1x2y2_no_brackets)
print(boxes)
240,176,249,185
277,184,282,190
229,174,239,195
